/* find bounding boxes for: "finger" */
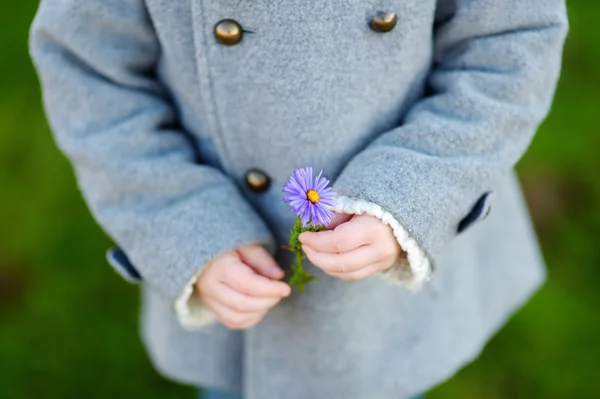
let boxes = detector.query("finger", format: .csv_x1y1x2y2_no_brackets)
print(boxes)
203,296,266,330
303,244,379,274
212,282,282,313
327,263,382,282
222,262,291,298
196,250,242,296
326,212,352,230
299,216,377,253
237,244,285,280
373,236,403,266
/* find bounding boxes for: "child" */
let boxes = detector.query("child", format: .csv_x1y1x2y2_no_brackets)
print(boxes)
30,0,568,398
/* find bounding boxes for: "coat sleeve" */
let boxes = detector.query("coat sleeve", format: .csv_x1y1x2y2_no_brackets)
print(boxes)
29,0,275,308
333,0,568,285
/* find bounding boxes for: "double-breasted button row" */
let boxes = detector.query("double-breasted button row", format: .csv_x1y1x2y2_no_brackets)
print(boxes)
214,12,397,45
226,10,396,194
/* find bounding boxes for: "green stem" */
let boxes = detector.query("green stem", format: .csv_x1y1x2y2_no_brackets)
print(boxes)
286,216,326,292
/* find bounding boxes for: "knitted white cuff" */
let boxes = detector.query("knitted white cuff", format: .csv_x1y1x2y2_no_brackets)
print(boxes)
174,273,218,331
333,196,432,290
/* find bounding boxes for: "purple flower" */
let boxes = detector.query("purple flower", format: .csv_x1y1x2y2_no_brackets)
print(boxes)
283,167,337,227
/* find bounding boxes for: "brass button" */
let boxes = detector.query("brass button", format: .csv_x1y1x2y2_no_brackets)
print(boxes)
370,11,397,33
214,19,243,45
245,169,270,192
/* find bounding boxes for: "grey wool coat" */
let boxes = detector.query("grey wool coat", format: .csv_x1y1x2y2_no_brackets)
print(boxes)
30,0,568,398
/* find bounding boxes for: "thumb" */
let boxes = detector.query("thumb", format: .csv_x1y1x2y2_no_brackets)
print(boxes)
236,244,285,280
327,212,353,230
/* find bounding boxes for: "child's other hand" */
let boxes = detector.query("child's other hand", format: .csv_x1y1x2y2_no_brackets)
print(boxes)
195,244,291,330
299,214,403,281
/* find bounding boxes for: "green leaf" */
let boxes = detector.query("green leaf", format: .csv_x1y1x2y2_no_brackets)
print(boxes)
288,265,317,292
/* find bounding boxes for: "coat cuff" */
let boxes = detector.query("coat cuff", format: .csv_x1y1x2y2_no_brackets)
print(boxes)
333,196,431,290
174,272,218,331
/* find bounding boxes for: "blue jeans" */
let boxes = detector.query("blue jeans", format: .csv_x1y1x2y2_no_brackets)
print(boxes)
201,389,242,399
201,389,423,399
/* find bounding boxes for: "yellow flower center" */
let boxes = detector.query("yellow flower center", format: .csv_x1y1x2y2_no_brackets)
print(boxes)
306,189,320,204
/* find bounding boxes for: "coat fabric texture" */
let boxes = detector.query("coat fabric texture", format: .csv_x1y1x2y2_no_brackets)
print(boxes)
30,0,568,398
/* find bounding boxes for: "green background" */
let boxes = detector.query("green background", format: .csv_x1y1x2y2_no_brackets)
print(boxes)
1,1,598,398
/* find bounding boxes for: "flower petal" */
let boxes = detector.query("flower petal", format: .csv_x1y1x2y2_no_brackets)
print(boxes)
308,203,318,226
290,173,307,193
314,176,330,192
314,170,323,189
312,205,324,226
315,204,334,226
305,167,314,191
320,203,330,224
318,198,336,207
319,191,336,201
300,202,311,226
319,190,336,200
293,168,308,192
289,198,308,209
283,185,305,198
283,176,299,190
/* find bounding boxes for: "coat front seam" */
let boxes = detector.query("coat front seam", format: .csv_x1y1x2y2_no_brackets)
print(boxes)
191,0,237,177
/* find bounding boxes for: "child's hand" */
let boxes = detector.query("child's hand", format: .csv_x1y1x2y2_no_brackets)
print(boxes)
299,214,403,281
195,244,291,330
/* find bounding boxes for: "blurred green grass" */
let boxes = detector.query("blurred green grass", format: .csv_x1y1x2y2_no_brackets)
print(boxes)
1,1,598,398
